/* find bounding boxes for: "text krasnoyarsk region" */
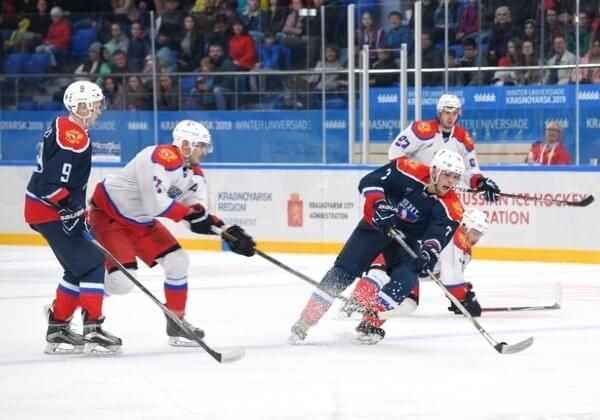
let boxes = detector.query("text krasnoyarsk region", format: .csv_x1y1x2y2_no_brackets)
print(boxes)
505,88,566,104
308,201,354,220
217,192,273,212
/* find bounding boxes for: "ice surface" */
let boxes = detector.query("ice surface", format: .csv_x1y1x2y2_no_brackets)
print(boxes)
1,245,599,420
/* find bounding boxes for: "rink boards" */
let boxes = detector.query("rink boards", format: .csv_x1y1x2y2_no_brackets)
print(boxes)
0,164,598,263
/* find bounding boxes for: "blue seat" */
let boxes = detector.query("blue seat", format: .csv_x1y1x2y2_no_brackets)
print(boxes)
71,28,98,60
18,101,38,111
3,53,31,74
24,53,51,85
38,100,63,111
0,29,13,41
180,76,197,94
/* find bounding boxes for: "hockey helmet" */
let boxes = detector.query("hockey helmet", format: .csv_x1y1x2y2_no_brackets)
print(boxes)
430,149,465,177
172,120,213,154
436,93,462,116
461,207,488,235
63,80,105,118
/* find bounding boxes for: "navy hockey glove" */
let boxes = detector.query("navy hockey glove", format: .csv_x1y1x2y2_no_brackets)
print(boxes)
476,177,500,202
371,199,398,235
184,206,224,235
412,241,440,275
58,207,89,236
224,225,255,257
448,290,482,317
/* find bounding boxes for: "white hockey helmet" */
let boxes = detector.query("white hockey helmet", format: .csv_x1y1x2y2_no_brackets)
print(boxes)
430,149,465,177
436,93,462,116
172,120,213,154
63,80,105,119
461,207,488,235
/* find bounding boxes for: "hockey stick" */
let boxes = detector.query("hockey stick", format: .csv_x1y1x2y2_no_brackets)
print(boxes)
212,226,378,317
82,231,244,364
459,188,594,207
482,283,562,313
387,227,534,354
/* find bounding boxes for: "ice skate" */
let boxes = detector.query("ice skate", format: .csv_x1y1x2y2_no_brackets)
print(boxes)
166,315,205,347
287,320,309,345
44,308,85,355
333,299,362,320
83,315,122,355
355,321,385,345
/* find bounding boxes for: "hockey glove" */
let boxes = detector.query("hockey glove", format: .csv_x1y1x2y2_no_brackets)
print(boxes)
184,205,224,235
476,177,501,202
448,290,482,317
412,241,440,275
371,198,398,235
224,225,256,257
58,207,90,236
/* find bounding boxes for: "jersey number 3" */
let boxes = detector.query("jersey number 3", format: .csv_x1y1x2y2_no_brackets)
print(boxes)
394,135,410,149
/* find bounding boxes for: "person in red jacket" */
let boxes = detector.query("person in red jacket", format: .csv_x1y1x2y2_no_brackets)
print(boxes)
228,18,257,71
35,6,71,67
525,121,572,165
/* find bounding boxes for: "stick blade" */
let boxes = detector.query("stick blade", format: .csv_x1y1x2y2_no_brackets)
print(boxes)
567,195,594,207
494,337,534,354
217,347,246,364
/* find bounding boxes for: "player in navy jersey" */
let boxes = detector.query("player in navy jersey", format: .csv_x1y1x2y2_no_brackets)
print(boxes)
288,149,465,344
25,80,121,355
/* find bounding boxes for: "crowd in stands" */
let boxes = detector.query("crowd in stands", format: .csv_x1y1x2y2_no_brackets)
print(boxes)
1,0,600,111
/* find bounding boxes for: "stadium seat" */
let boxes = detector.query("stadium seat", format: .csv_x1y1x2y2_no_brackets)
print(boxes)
18,101,38,111
24,53,51,86
0,29,13,41
71,28,98,60
3,53,31,74
180,76,197,94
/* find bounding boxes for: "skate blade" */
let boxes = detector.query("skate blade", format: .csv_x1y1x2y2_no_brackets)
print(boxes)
44,342,84,355
83,342,122,355
332,310,362,321
168,336,202,347
355,334,383,345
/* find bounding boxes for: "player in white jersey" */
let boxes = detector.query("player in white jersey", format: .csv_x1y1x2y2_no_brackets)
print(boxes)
389,94,501,202
88,120,255,346
343,207,488,319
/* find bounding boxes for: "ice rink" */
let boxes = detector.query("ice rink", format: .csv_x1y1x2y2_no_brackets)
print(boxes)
1,245,600,420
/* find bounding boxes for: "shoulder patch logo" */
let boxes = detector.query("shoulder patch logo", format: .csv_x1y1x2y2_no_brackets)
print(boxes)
56,117,90,152
64,129,85,146
157,147,178,162
452,200,464,219
152,145,183,170
412,121,437,140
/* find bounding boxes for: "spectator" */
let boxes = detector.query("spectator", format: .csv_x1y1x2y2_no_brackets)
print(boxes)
195,0,220,37
433,0,463,42
570,38,600,83
157,75,178,110
251,31,282,92
487,6,515,66
229,18,257,70
493,37,524,85
35,6,71,68
242,0,266,37
525,121,572,165
5,17,34,53
446,48,463,86
278,0,304,48
520,19,540,52
74,42,103,80
222,0,242,21
542,8,566,59
520,40,543,85
409,30,443,86
356,10,385,63
192,0,224,13
156,46,179,72
302,0,324,67
458,37,490,86
205,13,232,53
111,49,136,73
264,0,287,35
29,0,51,44
111,0,140,27
409,0,437,33
103,76,126,110
207,42,237,110
128,21,151,71
545,35,576,84
484,0,537,27
567,11,593,56
370,46,398,87
179,15,205,71
455,0,479,43
188,57,217,109
156,0,186,40
105,23,130,54
124,75,150,110
384,10,413,56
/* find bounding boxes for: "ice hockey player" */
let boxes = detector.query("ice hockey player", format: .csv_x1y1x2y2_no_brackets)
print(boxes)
25,80,122,355
88,120,255,346
342,207,488,319
288,149,465,344
389,93,501,202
